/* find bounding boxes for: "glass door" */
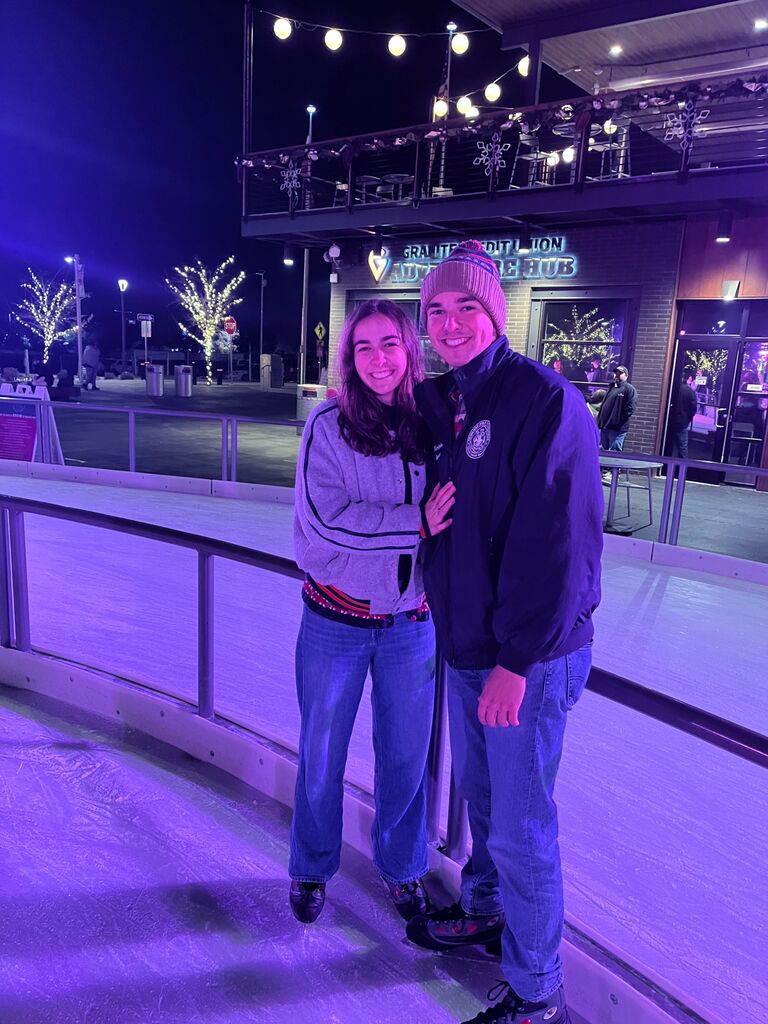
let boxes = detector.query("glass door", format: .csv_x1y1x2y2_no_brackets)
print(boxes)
666,337,739,478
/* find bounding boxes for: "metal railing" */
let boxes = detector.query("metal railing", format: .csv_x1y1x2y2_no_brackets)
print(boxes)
0,392,302,483
239,72,768,221
1,491,766,844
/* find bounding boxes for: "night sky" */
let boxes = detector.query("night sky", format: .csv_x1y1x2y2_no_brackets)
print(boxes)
1,1,574,364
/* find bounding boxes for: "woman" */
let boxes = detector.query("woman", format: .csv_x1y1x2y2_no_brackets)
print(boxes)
290,299,454,925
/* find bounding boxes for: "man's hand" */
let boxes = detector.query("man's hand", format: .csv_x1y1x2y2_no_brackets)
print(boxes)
478,665,526,727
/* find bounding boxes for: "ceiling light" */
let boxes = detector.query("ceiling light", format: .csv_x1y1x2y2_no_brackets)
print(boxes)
755,18,768,30
283,244,295,266
609,44,623,57
518,224,532,254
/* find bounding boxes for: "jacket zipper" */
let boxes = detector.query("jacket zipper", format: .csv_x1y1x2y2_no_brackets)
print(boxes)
399,455,413,595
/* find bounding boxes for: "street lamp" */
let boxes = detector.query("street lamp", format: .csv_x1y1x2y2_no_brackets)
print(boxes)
251,271,266,383
117,279,128,373
65,254,84,385
299,104,316,385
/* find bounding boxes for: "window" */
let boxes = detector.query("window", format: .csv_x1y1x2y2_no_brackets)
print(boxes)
537,299,629,393
680,301,743,336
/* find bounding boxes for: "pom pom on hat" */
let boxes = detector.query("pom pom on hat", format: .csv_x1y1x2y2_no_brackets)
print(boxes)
420,239,507,336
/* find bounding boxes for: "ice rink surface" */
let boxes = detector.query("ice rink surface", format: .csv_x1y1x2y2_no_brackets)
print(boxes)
1,474,766,1023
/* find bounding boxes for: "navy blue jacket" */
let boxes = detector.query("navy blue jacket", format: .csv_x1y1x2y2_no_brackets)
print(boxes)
415,337,604,676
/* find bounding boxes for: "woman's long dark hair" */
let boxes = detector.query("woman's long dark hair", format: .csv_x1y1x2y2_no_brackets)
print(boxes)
335,300,427,464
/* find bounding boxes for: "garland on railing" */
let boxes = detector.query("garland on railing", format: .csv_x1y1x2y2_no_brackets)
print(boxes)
240,73,768,174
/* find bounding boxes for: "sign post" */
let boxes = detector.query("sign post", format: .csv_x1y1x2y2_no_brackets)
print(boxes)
137,314,154,369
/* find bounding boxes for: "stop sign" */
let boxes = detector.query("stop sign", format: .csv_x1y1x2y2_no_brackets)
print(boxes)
223,316,237,336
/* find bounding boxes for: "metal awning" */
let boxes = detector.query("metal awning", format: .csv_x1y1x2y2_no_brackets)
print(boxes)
452,0,768,93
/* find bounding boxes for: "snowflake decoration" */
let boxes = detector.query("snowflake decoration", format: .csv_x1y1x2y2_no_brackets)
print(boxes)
279,159,301,201
473,133,511,177
663,100,710,152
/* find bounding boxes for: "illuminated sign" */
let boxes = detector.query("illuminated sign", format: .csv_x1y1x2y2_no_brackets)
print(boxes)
370,237,578,284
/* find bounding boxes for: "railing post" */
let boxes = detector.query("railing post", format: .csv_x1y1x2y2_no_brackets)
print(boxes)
445,774,469,862
668,463,688,546
346,150,355,212
425,653,448,844
128,410,136,473
412,139,422,208
573,108,591,193
197,551,215,718
657,462,677,544
230,418,238,482
8,510,31,652
0,508,11,648
221,419,229,482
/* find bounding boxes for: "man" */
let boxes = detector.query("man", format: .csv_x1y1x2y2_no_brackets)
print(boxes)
596,365,637,451
82,341,101,391
409,240,603,1024
670,373,697,459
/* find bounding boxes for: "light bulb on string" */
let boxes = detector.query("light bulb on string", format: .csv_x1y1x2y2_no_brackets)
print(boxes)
517,55,530,77
388,34,406,57
466,106,479,119
433,97,449,118
484,82,501,102
273,17,292,40
546,152,560,167
324,28,343,51
451,32,469,55
603,118,618,134
562,146,575,163
456,95,472,115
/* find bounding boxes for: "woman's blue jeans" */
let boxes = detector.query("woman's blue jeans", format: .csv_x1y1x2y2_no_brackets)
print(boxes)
446,644,592,1002
289,605,435,885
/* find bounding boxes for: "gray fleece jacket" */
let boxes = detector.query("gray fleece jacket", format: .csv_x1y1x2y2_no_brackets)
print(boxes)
293,399,427,614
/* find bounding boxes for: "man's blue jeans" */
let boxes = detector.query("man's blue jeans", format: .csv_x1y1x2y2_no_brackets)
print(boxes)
447,644,592,1002
290,605,435,885
600,428,627,451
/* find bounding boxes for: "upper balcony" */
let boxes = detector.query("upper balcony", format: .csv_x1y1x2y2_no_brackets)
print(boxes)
239,72,768,243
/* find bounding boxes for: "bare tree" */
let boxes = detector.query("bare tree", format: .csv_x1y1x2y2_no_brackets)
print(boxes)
13,269,77,363
166,257,245,383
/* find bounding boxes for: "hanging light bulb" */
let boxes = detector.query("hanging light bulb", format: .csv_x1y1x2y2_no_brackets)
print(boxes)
603,118,618,134
273,17,292,41
562,146,576,163
466,105,479,119
451,32,469,55
324,28,343,51
433,97,449,118
484,82,501,102
517,54,530,77
388,34,406,57
546,152,560,167
456,95,472,115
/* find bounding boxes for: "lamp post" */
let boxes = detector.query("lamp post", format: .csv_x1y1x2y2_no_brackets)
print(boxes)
117,279,128,372
299,104,316,385
64,254,84,385
251,270,266,383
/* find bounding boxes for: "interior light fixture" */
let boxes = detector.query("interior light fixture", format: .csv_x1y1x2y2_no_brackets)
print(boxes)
715,210,732,243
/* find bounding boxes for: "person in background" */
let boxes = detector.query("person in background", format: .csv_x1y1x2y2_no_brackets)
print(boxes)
671,372,698,458
597,365,637,451
82,342,101,390
586,388,607,423
407,240,603,1024
289,299,453,927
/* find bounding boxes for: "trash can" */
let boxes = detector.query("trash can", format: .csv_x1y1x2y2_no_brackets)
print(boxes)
296,384,328,434
145,363,164,397
174,364,193,397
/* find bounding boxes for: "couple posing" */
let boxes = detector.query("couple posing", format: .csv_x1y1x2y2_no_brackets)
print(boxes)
290,241,603,1024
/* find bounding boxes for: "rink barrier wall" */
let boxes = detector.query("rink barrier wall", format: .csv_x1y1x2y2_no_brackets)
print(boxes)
1,460,766,585
2,491,764,1023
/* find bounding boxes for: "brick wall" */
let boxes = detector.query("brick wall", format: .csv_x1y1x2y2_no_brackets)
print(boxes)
328,220,684,453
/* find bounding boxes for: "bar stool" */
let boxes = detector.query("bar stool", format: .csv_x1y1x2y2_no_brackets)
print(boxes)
509,135,551,188
355,174,381,203
333,182,349,206
382,172,414,201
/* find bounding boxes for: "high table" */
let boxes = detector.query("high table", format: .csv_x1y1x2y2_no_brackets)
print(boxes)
600,455,663,530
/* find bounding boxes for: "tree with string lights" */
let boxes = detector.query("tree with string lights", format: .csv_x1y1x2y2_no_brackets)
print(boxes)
13,269,77,363
166,257,245,384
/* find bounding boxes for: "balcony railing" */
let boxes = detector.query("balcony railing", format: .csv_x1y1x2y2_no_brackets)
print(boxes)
239,72,768,220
